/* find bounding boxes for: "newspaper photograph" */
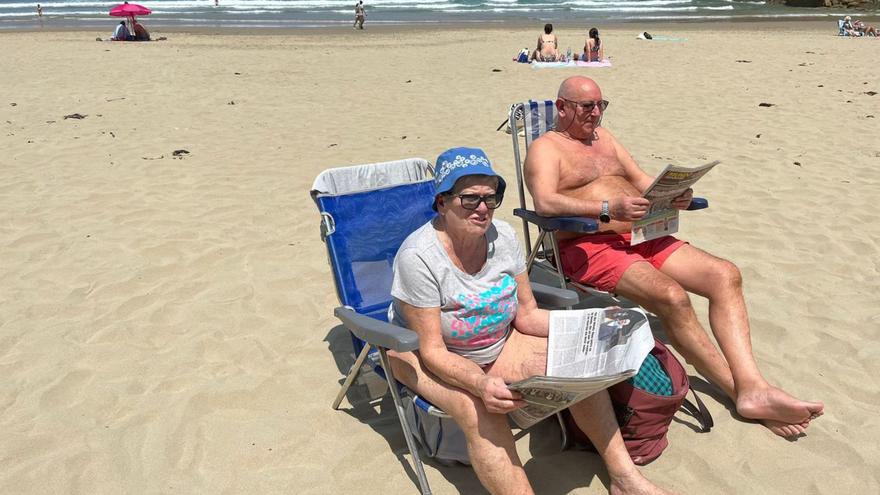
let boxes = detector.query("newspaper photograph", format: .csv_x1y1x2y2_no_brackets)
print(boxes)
507,307,654,429
630,160,719,246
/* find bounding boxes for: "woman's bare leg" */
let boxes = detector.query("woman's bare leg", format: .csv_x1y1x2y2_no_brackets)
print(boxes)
388,351,533,494
488,330,672,494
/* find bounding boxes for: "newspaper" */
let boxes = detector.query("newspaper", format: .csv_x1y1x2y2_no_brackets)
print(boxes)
507,307,654,429
630,160,720,246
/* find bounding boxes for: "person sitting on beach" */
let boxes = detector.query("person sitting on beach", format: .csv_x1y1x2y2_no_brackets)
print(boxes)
389,146,673,495
524,76,825,439
133,21,150,41
531,23,562,62
111,20,130,41
841,16,861,37
583,27,604,62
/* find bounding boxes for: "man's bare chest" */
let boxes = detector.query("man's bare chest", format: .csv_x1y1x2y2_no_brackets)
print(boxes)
558,152,627,190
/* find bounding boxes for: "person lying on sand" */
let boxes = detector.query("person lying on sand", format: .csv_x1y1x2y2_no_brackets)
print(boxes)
524,76,825,439
852,19,877,37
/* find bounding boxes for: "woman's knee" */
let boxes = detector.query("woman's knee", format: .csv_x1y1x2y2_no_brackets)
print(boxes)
446,393,491,431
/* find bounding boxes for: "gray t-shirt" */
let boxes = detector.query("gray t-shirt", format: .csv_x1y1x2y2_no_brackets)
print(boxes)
389,218,527,365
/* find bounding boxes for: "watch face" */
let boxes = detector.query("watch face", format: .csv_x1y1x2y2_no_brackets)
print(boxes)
599,213,611,223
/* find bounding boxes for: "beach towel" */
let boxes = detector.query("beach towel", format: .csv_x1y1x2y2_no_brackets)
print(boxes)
531,60,611,69
576,60,612,68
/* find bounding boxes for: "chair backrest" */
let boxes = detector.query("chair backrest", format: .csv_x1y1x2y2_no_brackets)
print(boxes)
838,19,846,35
509,100,557,248
311,158,436,322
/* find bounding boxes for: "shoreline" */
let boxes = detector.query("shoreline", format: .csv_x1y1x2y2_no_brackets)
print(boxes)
3,17,878,36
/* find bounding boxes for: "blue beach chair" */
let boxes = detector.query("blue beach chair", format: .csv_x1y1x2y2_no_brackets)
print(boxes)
312,157,578,494
507,99,709,295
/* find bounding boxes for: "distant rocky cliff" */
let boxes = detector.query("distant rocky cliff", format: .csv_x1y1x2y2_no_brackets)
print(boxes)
767,0,878,9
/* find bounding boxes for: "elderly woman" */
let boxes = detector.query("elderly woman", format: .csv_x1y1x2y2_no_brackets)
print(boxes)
388,147,670,495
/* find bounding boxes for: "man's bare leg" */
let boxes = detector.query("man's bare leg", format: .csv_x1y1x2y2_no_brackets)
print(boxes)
389,351,533,494
490,331,672,494
615,246,823,436
658,245,823,433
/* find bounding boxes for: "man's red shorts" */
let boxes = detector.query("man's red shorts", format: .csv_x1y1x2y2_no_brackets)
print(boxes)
558,233,686,293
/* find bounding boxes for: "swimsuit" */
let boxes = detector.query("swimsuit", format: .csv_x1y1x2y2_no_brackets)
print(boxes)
559,233,686,292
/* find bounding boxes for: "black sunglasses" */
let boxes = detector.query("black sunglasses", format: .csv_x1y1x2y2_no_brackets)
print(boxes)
453,193,504,210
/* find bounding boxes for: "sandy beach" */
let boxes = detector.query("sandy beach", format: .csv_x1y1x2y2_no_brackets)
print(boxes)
1,21,879,494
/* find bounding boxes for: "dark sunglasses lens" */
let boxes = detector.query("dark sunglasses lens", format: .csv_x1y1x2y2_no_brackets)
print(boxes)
458,194,502,210
599,100,609,111
459,195,480,209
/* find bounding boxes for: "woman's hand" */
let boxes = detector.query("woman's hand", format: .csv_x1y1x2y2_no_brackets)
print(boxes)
478,375,525,414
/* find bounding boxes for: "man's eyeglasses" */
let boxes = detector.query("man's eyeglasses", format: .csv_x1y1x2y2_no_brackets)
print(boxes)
560,98,610,113
453,193,504,210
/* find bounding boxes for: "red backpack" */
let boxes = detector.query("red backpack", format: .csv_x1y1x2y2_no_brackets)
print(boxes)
562,339,713,465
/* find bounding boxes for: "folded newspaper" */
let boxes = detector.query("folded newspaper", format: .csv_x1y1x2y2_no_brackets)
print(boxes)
507,307,654,429
630,160,719,246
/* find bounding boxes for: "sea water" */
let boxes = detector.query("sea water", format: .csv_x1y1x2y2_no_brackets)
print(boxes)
0,0,847,30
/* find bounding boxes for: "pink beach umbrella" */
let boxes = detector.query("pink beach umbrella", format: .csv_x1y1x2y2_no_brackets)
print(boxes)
109,2,151,32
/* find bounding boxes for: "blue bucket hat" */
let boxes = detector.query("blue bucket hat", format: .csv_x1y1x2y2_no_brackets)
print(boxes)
433,147,507,211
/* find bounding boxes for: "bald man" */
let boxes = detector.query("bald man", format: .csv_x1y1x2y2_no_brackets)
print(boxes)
524,76,824,438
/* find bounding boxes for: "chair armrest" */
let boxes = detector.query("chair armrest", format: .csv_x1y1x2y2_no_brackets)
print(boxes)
514,208,598,233
530,282,579,308
687,197,709,210
334,307,420,353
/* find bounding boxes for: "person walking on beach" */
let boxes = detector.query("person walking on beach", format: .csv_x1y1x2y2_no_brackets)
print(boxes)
525,76,825,439
354,1,366,30
36,3,43,26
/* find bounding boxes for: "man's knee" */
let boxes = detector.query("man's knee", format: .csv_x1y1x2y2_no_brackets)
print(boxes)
652,280,692,313
710,259,743,292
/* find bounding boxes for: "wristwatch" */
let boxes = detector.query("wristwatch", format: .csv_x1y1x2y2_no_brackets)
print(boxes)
599,200,611,223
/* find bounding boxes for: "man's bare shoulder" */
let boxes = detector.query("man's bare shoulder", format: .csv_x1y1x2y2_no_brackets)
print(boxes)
595,127,623,148
524,133,564,170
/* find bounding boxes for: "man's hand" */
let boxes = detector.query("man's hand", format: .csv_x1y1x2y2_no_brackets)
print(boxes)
478,375,525,414
671,188,694,210
609,197,650,221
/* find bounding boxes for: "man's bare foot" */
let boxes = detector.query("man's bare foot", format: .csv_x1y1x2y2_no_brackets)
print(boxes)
762,418,811,438
736,385,824,435
609,469,676,495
